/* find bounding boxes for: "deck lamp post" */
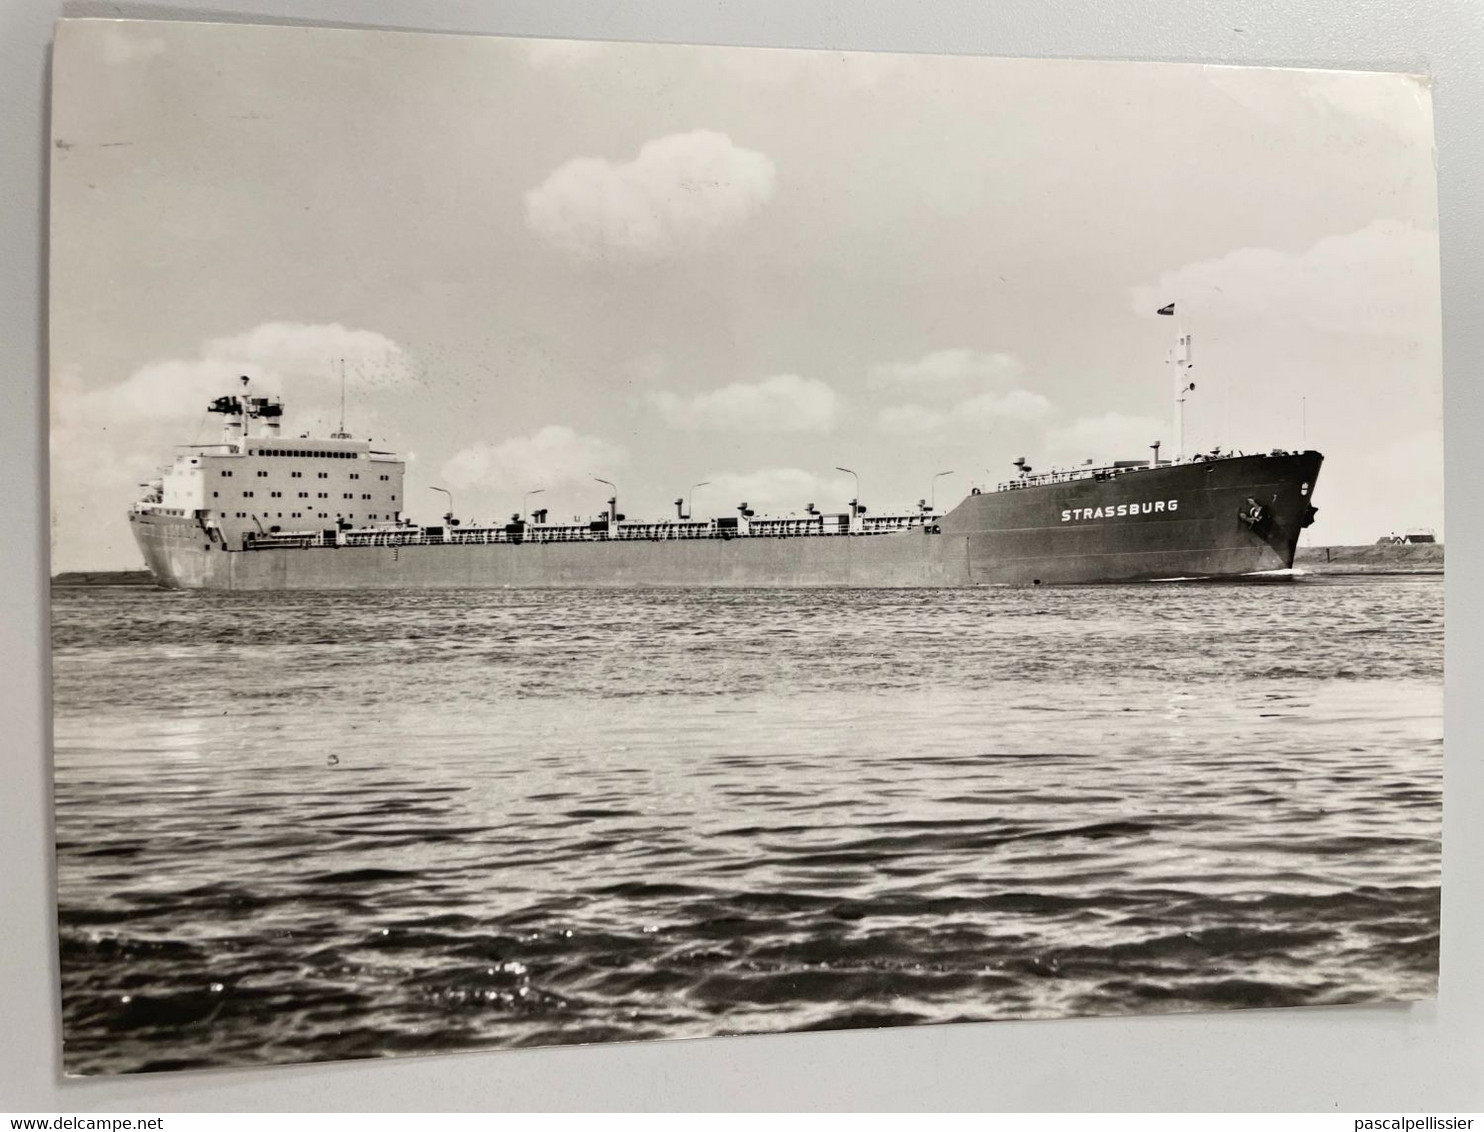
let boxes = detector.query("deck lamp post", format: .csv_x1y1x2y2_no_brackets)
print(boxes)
835,466,859,514
523,488,545,521
428,486,454,525
689,481,710,519
593,477,617,524
931,470,955,510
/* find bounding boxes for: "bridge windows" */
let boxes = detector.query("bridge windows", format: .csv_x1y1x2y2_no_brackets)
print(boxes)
257,449,356,459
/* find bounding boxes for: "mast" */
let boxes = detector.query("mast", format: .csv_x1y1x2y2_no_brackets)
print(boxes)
331,358,352,440
237,374,250,454
1160,303,1195,461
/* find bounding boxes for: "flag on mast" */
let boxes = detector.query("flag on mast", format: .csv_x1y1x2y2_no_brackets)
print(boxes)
1157,302,1176,316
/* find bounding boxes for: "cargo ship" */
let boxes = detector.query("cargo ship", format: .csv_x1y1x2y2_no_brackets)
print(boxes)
127,332,1322,590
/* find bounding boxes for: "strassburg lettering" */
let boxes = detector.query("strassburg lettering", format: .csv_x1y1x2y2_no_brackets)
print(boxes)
1060,499,1180,523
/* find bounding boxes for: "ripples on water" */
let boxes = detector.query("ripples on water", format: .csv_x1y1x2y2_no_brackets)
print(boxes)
52,578,1443,1074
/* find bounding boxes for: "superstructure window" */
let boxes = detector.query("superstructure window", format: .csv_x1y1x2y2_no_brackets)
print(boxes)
248,448,362,460
257,470,268,477
291,471,302,478
318,472,328,479
221,470,233,477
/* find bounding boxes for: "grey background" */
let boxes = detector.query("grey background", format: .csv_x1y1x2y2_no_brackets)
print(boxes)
3,0,1480,1112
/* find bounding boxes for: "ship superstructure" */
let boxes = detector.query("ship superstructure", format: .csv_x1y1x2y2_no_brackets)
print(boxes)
129,378,407,586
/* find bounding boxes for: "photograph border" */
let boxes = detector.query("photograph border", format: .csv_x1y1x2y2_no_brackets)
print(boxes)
5,0,1481,1111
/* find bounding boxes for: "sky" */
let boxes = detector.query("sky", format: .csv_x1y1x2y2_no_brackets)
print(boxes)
49,20,1444,571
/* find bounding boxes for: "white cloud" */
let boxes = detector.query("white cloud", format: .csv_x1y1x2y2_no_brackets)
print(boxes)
1131,220,1439,337
870,349,1025,388
82,322,412,423
1043,412,1165,466
441,426,627,493
877,389,1051,435
524,130,778,259
653,373,836,432
86,356,250,423
202,322,411,389
696,468,855,516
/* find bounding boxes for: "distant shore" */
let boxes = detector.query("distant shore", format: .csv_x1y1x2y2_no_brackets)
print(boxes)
51,570,156,587
52,544,1443,587
1294,544,1444,575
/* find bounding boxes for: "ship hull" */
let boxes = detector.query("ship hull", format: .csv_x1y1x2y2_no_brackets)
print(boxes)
130,451,1322,590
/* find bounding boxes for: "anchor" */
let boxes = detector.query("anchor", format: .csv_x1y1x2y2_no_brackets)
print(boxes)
1239,498,1266,528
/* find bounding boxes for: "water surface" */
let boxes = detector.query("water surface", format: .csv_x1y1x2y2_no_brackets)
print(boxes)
52,578,1444,1073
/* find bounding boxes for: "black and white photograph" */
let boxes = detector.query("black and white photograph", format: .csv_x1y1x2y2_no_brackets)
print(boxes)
48,19,1445,1076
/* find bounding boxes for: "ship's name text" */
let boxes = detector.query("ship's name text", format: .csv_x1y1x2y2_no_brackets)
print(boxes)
1061,500,1179,523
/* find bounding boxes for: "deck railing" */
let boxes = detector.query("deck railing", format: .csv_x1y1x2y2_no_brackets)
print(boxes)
242,511,942,551
995,450,1292,493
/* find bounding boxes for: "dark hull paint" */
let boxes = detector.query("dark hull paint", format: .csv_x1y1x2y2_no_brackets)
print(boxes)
941,451,1323,585
130,451,1323,589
